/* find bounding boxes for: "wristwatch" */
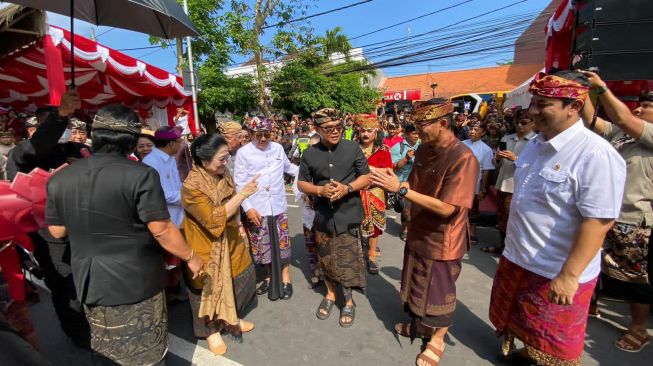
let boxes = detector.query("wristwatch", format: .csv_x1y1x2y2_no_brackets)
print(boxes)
346,184,354,194
596,86,608,95
398,187,409,197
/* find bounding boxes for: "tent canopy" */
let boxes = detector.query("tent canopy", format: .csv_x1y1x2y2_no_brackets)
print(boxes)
0,25,193,130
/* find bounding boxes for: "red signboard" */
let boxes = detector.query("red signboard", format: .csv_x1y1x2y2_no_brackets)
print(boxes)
383,89,421,101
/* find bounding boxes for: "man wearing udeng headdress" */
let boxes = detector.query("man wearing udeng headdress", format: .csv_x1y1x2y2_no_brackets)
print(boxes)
371,101,478,365
234,117,298,301
489,70,626,365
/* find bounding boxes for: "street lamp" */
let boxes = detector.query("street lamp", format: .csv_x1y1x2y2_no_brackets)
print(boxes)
430,83,438,98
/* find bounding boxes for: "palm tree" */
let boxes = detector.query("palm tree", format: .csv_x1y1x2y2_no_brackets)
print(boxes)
318,26,351,61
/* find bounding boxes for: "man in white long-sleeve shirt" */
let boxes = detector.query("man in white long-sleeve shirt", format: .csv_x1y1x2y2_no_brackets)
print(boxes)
143,126,186,303
235,117,299,301
143,126,184,227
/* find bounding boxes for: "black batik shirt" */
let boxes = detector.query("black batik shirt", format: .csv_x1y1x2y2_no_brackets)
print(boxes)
298,139,370,235
46,153,170,306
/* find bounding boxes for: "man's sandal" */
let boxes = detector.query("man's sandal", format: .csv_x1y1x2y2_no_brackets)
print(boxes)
316,297,335,320
339,303,356,328
615,330,650,352
416,343,444,366
394,322,428,339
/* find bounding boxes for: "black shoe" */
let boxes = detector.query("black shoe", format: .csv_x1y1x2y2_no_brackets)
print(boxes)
256,280,269,295
367,258,379,275
282,282,293,300
399,231,407,241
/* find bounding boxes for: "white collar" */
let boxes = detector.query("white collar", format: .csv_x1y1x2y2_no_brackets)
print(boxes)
535,120,583,152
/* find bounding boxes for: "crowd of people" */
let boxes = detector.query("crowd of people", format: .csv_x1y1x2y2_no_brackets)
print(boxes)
0,69,651,366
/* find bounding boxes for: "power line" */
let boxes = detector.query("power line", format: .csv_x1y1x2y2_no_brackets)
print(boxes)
96,27,115,38
323,5,544,67
226,0,526,68
262,0,374,29
117,44,177,52
348,0,475,41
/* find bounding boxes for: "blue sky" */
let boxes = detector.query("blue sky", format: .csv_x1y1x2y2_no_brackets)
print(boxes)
44,0,553,76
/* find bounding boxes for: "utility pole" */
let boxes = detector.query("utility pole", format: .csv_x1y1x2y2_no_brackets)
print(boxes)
182,0,201,134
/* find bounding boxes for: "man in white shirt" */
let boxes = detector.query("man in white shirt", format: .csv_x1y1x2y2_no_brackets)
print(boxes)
462,123,494,244
173,107,190,136
142,126,186,304
481,109,536,254
234,117,299,301
143,126,184,227
489,71,626,365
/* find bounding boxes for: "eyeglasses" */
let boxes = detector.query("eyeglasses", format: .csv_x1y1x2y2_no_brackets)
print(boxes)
415,120,438,130
212,154,231,163
517,121,532,126
253,131,271,139
319,124,344,134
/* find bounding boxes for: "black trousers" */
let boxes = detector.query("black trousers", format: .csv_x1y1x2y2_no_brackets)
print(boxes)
30,231,91,349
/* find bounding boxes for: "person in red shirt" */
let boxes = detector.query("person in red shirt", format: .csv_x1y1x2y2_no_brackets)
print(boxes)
0,234,39,348
355,114,393,274
383,122,404,148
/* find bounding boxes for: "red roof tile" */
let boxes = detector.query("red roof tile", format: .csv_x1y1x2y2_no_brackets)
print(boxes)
381,64,543,99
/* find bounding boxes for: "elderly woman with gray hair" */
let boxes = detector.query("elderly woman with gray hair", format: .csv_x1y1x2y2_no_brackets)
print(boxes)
182,133,260,355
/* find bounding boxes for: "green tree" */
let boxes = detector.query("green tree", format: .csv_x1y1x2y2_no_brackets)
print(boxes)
270,52,381,117
149,0,231,73
197,59,257,127
224,0,315,116
316,26,351,61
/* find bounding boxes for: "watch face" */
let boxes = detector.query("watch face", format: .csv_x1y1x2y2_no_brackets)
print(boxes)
399,187,408,196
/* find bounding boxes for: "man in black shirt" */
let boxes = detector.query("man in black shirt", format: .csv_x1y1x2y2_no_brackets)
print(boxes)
46,104,202,365
298,108,370,328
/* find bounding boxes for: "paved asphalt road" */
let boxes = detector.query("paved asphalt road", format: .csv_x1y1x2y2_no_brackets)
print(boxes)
31,194,652,365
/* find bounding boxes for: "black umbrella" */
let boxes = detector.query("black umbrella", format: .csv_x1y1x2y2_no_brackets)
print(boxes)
4,0,198,85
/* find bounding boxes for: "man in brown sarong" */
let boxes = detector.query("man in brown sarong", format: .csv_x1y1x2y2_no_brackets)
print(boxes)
372,101,478,365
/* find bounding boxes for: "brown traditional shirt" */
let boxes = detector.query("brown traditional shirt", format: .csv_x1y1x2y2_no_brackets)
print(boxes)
407,137,479,260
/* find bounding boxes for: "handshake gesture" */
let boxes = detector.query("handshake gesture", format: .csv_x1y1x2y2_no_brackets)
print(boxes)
318,179,350,202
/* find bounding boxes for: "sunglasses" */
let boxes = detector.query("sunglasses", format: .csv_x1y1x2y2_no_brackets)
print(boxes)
319,124,344,134
517,121,532,126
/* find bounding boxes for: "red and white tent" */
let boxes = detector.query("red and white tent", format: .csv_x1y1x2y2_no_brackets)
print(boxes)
0,25,195,133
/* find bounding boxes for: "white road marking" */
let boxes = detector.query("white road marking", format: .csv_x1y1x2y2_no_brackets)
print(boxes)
169,333,243,365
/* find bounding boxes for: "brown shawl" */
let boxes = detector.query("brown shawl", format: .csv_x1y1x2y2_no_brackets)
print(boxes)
182,165,238,326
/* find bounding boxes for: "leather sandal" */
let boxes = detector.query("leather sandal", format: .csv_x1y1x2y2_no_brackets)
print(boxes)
615,330,650,353
316,297,335,320
339,303,356,328
416,342,444,366
394,322,428,339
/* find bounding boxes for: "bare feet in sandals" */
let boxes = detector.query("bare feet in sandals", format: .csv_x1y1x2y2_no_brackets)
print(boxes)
615,329,650,352
416,339,445,366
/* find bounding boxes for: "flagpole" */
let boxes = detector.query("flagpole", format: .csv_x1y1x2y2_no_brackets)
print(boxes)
183,0,200,134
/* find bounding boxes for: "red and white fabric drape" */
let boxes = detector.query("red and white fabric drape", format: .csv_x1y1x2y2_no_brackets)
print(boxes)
0,26,194,133
545,0,575,71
